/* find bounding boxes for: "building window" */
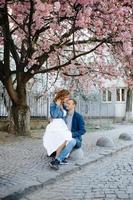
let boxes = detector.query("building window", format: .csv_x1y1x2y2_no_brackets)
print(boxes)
121,89,126,101
116,89,120,101
116,88,126,102
102,90,112,102
85,104,88,114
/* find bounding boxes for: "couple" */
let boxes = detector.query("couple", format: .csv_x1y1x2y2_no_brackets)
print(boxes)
43,89,86,170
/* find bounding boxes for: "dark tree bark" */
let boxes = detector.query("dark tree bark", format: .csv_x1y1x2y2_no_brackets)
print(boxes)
125,88,133,121
0,3,31,135
9,104,30,136
8,80,31,135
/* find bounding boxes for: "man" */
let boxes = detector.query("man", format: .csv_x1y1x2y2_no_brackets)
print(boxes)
49,99,86,170
65,99,86,149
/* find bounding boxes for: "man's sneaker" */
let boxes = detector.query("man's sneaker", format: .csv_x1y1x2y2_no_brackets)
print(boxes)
49,159,60,170
60,159,68,165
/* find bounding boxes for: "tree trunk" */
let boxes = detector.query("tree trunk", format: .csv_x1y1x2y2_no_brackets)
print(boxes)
8,80,31,136
125,88,133,122
9,103,31,136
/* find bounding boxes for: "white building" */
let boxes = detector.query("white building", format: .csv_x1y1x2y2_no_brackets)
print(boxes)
78,79,133,122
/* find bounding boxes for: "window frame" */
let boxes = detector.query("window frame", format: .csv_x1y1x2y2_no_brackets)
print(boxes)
116,88,126,103
102,89,112,103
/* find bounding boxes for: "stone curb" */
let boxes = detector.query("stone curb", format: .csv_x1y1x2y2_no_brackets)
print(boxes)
2,142,133,200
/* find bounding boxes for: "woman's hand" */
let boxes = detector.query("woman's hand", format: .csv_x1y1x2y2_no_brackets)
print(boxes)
48,118,53,123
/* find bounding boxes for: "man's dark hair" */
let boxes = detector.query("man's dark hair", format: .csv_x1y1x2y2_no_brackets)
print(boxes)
69,98,77,105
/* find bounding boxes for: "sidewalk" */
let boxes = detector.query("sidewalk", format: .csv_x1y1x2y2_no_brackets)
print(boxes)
0,123,133,200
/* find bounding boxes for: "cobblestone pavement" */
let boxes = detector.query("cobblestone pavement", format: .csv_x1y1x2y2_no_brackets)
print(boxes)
0,124,133,199
24,146,133,200
0,138,48,199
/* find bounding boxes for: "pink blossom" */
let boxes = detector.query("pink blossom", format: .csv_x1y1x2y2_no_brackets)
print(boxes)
123,42,132,56
54,2,61,12
77,0,90,5
0,0,132,91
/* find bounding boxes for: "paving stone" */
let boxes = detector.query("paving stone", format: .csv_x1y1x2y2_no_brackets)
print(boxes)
129,193,133,199
106,194,117,198
116,191,129,199
93,192,105,198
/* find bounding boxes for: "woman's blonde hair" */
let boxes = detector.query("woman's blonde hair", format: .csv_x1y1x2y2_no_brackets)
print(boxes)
54,89,70,102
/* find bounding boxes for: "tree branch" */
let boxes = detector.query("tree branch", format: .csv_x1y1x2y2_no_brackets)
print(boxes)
34,41,105,75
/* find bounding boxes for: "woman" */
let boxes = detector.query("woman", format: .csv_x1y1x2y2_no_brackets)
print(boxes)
43,89,72,168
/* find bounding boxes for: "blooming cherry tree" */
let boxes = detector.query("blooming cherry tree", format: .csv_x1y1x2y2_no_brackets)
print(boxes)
0,0,132,135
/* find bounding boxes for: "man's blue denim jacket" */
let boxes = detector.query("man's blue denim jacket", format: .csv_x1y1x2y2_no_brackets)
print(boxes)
50,102,64,119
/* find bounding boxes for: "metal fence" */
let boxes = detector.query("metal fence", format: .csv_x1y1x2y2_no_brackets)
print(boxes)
27,92,50,118
0,92,50,118
0,92,9,117
0,91,115,119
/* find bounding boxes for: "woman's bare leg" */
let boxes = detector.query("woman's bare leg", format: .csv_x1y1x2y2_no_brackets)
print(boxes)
56,141,67,158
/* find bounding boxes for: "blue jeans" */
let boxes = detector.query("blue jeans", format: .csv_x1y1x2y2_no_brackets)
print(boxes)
57,138,76,162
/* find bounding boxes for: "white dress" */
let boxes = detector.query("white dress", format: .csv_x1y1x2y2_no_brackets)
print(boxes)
43,116,72,156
